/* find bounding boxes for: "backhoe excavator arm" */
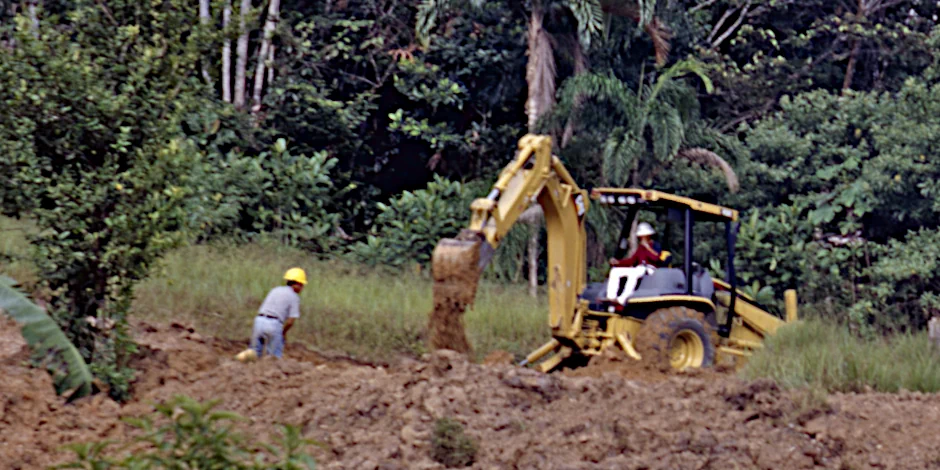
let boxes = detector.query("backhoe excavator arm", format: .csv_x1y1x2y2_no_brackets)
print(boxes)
431,134,590,342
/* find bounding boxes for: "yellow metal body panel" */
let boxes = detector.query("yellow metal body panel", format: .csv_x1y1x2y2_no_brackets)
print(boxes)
785,289,799,323
712,279,755,302
626,295,716,312
591,188,738,222
464,134,589,336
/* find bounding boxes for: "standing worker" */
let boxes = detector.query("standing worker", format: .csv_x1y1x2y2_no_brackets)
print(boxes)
245,268,307,360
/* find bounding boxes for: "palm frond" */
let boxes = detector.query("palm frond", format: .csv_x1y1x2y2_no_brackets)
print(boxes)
677,147,740,193
637,0,657,29
415,0,446,48
415,0,484,48
554,72,638,145
644,18,672,66
648,104,685,164
600,1,671,65
648,58,714,106
556,72,640,118
526,10,557,129
602,127,642,186
567,0,604,50
0,280,94,401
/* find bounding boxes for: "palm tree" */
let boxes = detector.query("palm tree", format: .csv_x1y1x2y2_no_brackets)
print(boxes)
417,0,669,296
417,0,669,132
544,60,739,259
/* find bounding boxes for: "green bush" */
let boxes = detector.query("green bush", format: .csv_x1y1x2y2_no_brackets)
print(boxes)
0,0,220,400
57,395,319,469
350,175,472,268
191,138,341,251
430,417,478,468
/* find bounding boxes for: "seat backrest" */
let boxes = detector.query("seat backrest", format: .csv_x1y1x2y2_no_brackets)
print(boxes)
630,268,687,299
692,269,714,299
629,267,714,300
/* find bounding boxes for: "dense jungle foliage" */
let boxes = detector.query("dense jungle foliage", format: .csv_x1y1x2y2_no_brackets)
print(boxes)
3,0,940,399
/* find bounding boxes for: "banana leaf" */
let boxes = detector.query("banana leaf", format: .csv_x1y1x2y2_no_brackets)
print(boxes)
0,277,94,401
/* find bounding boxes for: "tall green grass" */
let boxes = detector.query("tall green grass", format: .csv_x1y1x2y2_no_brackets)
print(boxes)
0,217,548,361
743,319,940,393
135,242,549,361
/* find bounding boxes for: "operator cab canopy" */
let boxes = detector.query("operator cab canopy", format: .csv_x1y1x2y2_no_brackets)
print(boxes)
589,188,740,306
590,188,738,223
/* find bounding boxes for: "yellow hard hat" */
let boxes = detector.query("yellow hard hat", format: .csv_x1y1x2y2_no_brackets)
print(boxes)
659,250,671,261
283,267,307,285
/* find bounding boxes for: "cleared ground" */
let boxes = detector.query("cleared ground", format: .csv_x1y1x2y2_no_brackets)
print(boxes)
4,318,940,470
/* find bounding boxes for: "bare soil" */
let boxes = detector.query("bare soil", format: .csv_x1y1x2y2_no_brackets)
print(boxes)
428,239,480,355
4,317,940,469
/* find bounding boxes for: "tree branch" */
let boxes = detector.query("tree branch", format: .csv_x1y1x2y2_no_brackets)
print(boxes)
710,2,750,49
689,0,720,14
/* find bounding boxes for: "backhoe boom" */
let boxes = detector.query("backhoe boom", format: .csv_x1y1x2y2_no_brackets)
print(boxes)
431,134,589,341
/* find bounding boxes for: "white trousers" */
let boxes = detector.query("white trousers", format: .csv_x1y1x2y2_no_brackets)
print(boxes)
606,266,655,304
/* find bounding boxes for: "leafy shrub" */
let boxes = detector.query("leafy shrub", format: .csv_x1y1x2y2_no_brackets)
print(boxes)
350,175,472,268
860,228,940,333
0,2,220,400
58,395,319,469
430,417,478,468
191,138,342,251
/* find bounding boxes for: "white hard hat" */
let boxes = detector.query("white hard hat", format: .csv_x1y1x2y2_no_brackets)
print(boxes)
636,222,656,237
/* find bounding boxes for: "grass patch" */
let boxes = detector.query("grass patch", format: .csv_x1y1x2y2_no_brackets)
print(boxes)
742,318,940,393
0,217,38,286
430,417,478,468
0,215,549,362
134,241,548,362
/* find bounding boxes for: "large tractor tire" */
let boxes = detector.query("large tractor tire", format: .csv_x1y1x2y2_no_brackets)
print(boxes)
635,307,718,370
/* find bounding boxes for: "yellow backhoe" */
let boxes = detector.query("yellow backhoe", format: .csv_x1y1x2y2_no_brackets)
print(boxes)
431,134,798,372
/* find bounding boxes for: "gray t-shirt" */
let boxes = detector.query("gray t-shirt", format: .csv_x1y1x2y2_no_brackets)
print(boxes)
258,286,301,323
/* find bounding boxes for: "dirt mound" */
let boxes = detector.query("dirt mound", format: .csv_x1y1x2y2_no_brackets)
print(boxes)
5,318,940,469
428,238,481,355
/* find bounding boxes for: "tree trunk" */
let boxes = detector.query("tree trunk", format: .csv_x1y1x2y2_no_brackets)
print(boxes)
527,228,539,297
233,0,252,108
251,0,281,115
519,205,544,298
27,0,40,35
199,0,212,85
222,0,232,102
523,4,554,297
524,5,555,131
561,41,588,148
842,39,861,93
266,44,275,84
929,317,940,350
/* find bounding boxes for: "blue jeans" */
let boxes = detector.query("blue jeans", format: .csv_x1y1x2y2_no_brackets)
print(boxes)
250,316,284,358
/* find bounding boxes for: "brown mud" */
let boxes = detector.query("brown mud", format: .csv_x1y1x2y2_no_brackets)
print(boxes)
428,239,480,355
5,318,940,469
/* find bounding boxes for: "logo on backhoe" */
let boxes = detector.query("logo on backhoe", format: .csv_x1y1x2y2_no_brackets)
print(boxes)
574,194,586,217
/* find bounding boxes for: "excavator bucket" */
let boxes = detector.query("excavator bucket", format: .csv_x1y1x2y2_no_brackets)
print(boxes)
428,231,495,354
433,230,495,273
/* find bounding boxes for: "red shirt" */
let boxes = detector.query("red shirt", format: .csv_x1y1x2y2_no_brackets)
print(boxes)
611,244,661,267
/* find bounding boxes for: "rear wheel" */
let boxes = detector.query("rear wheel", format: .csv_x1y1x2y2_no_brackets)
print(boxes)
635,307,717,370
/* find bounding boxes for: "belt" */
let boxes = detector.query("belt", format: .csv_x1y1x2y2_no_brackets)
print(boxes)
258,313,281,322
